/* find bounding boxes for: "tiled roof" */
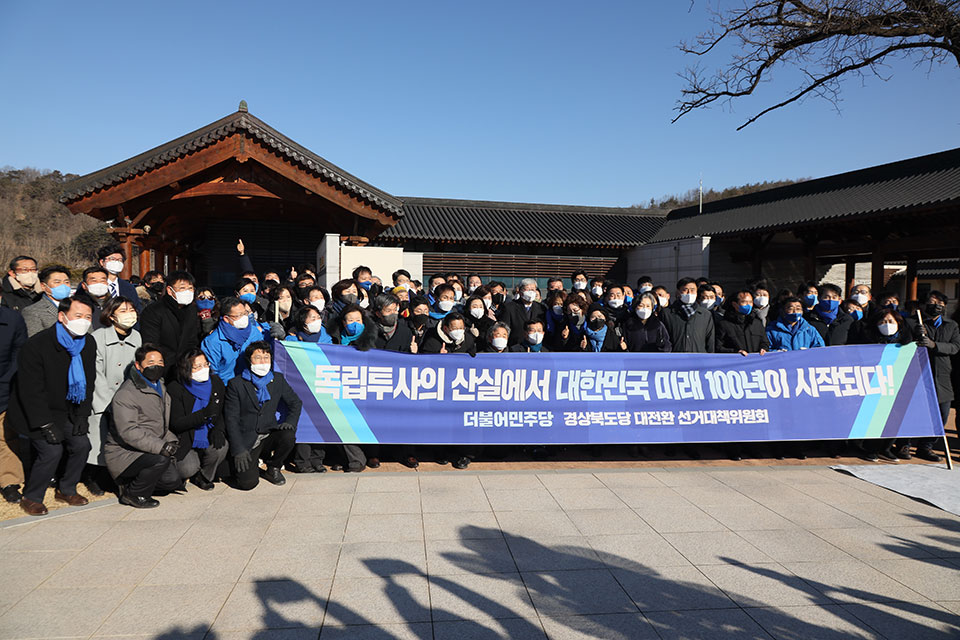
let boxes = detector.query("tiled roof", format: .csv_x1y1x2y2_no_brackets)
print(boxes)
650,147,960,242
60,108,403,216
378,197,668,248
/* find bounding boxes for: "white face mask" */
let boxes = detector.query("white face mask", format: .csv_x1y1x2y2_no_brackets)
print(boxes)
448,328,465,343
103,260,124,275
878,322,898,336
15,271,38,288
310,299,326,312
573,281,587,290
658,296,669,307
250,363,271,377
639,285,652,294
114,311,138,329
680,293,697,305
278,299,292,313
552,305,563,315
454,290,463,301
191,367,210,383
468,285,478,294
469,307,484,319
527,331,544,345
438,300,455,312
853,293,869,306
232,314,250,330
482,298,492,309
174,289,194,306
64,318,91,337
702,298,715,309
591,285,604,297
306,319,324,334
492,336,508,350
87,282,109,297
754,295,769,308
521,290,537,303
358,297,369,309
636,307,652,320
607,298,623,309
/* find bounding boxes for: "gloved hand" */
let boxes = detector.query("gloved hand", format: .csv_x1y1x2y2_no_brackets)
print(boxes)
203,397,221,418
160,441,180,457
917,336,936,349
39,424,60,445
72,421,89,437
269,323,286,340
208,427,227,449
234,450,252,473
277,422,295,430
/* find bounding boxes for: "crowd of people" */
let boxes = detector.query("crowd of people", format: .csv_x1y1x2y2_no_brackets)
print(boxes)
0,240,957,516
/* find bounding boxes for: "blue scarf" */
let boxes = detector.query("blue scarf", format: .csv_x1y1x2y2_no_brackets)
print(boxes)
567,317,585,337
136,367,162,396
341,323,364,346
584,324,607,352
815,299,839,325
219,317,252,350
241,367,273,405
183,378,213,449
296,328,332,344
932,316,943,328
545,309,563,334
527,342,543,352
56,322,87,404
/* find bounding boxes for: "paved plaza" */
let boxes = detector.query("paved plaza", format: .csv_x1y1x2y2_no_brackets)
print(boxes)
1,466,959,639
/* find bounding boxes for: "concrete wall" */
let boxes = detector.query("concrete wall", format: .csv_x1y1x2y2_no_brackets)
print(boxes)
625,237,710,289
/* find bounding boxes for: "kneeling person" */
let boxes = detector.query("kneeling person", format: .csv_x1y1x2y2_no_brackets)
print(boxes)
105,344,182,508
225,341,302,490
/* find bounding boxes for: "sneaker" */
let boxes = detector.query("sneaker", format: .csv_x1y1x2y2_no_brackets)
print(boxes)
261,466,286,485
916,448,942,463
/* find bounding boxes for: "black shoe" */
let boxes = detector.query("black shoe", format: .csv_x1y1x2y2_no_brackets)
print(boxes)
291,463,315,474
190,473,215,491
403,456,420,469
261,466,286,485
119,494,160,509
916,448,942,463
861,452,880,462
452,457,471,470
435,459,449,466
330,464,343,471
894,446,912,460
82,477,105,497
877,449,899,463
313,464,327,473
1,484,21,503
366,458,381,469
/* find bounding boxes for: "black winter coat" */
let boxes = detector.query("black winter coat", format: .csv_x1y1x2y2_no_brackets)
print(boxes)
804,310,855,346
908,317,960,403
0,276,40,313
224,371,303,456
0,307,27,413
660,304,715,353
420,323,477,355
167,375,227,458
373,320,415,352
7,325,96,439
715,309,770,354
622,315,671,353
140,295,200,377
497,300,546,346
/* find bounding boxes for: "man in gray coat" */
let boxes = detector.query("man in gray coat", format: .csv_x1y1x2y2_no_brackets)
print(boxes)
22,266,72,338
104,344,181,508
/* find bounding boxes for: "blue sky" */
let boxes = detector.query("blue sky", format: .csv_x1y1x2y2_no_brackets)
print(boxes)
1,1,958,207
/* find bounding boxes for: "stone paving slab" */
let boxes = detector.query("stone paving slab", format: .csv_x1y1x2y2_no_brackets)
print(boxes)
0,466,959,639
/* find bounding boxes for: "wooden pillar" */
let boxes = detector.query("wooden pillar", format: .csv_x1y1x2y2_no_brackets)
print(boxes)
139,245,151,277
844,259,857,297
871,252,886,293
905,256,918,301
804,243,817,282
155,248,166,275
121,235,134,280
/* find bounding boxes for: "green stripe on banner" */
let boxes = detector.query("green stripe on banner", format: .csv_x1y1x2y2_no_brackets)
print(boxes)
282,343,363,443
848,342,917,439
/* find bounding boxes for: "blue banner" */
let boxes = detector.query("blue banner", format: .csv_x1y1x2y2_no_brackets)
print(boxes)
273,342,945,445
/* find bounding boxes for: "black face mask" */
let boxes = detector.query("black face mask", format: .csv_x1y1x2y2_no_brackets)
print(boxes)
148,282,165,294
926,303,945,318
492,293,505,306
141,365,164,382
379,313,398,327
341,293,357,304
589,318,606,330
411,314,429,328
399,300,409,312
296,286,311,300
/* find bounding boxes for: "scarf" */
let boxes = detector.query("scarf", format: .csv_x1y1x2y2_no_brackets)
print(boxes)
567,316,585,337
545,309,563,334
584,324,607,352
429,306,450,320
815,300,839,325
183,378,213,448
296,328,331,343
219,317,252,350
136,367,162,396
241,367,273,405
679,303,696,320
56,322,87,404
527,342,543,352
341,323,364,346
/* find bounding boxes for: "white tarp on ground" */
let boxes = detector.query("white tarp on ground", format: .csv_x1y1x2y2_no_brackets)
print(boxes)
832,464,960,516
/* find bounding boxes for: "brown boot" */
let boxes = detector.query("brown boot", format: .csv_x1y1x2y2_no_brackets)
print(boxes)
20,497,48,516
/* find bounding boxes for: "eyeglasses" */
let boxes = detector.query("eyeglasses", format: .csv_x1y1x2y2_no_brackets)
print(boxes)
14,267,37,274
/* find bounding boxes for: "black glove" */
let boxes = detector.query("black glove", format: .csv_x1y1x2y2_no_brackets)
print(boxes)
160,441,180,458
234,450,252,473
208,427,227,449
203,399,220,418
917,336,936,349
277,422,296,430
39,424,60,445
72,420,89,437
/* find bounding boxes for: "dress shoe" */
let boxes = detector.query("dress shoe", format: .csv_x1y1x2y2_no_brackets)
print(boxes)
190,473,215,491
120,494,160,509
20,497,47,516
452,457,471,470
312,464,327,473
82,477,105,497
916,447,942,463
894,446,912,460
878,448,900,463
54,490,89,506
291,463,315,473
344,465,364,473
403,456,419,469
366,458,381,469
261,466,286,485
1,484,21,503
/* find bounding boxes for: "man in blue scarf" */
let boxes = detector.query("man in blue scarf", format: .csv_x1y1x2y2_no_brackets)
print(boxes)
8,296,97,516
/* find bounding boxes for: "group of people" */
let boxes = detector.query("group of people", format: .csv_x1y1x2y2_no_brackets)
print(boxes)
0,240,956,516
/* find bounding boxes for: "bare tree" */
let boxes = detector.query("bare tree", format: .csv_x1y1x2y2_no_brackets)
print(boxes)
675,1,960,129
